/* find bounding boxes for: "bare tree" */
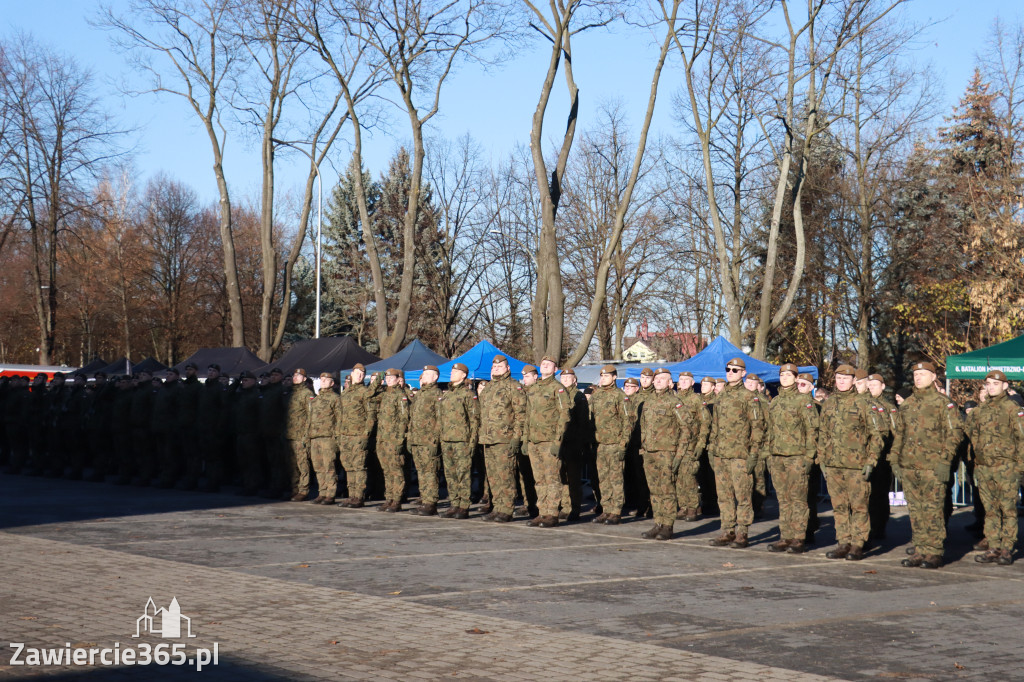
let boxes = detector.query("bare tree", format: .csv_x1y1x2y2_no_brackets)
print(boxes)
99,0,247,347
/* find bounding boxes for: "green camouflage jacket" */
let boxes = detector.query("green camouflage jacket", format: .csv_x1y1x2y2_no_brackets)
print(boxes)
639,388,695,454
376,385,411,446
709,383,765,460
564,385,593,447
407,382,442,447
480,373,527,444
522,375,567,445
892,388,963,470
763,385,818,460
676,389,709,459
439,381,479,444
285,382,313,441
338,377,381,440
589,384,629,446
965,391,1024,466
307,388,341,440
817,388,882,469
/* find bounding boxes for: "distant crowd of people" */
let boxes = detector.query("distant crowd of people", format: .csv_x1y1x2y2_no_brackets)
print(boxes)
1,356,1021,568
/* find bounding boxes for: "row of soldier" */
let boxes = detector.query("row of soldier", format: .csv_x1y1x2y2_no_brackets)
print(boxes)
2,355,1020,568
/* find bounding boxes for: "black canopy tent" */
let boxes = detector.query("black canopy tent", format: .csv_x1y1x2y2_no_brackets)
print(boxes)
173,347,265,377
256,336,380,376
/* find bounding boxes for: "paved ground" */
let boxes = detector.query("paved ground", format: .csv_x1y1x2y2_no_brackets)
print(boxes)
1,474,1022,681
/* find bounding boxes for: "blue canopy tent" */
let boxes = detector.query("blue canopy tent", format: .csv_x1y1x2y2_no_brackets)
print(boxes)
352,340,448,382
624,336,818,383
403,340,529,387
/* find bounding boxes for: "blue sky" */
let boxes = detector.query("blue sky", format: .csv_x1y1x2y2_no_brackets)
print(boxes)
4,1,1018,206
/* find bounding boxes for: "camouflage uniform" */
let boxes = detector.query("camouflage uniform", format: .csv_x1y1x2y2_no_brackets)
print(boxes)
708,384,765,539
965,391,1024,555
891,388,963,558
817,388,883,551
867,395,899,539
559,384,591,517
640,388,697,533
376,385,411,506
308,386,341,499
479,373,527,517
407,382,442,507
285,381,314,497
673,388,709,517
623,388,650,515
438,380,480,512
524,376,569,519
588,384,630,516
763,385,819,544
337,377,381,501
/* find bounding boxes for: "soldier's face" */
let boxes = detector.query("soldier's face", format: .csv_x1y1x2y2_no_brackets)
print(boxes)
834,374,854,392
292,373,305,384
624,383,638,395
678,376,694,391
450,368,466,384
867,379,884,398
779,371,796,388
639,375,653,388
599,372,615,387
351,368,365,383
186,367,197,379
270,372,283,384
241,377,255,389
493,361,510,379
207,369,220,381
538,360,555,378
320,377,334,390
714,382,723,394
653,374,671,391
854,378,867,393
913,369,934,390
522,372,537,386
559,373,575,388
421,370,438,386
744,376,758,391
385,375,399,387
985,378,1007,397
701,380,713,393
797,379,813,394
725,366,744,385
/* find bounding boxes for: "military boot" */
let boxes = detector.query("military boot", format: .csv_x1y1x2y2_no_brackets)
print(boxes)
641,524,663,540
730,533,749,549
339,497,365,508
451,507,470,519
311,495,325,504
319,496,335,505
973,538,989,551
491,512,513,523
441,506,460,518
919,554,943,569
377,501,391,512
905,546,918,555
709,531,736,547
676,508,689,520
411,503,437,516
592,513,609,524
767,539,790,553
684,508,700,522
384,500,401,513
290,492,308,502
535,515,558,527
901,553,924,567
602,514,622,525
826,543,852,559
996,550,1014,566
481,511,498,521
975,550,1001,564
844,545,865,561
786,540,806,554
654,525,673,541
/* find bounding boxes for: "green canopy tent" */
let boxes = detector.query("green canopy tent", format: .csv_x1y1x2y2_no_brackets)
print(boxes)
946,334,1024,380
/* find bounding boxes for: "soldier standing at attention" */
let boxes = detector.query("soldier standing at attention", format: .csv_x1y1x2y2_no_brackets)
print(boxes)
866,373,898,542
622,377,650,518
307,372,341,504
376,368,411,512
638,368,695,541
178,363,202,490
515,365,540,518
337,364,381,508
232,371,264,496
817,364,883,561
524,356,568,528
285,369,314,502
407,365,442,516
708,358,765,548
891,361,963,569
197,364,226,492
589,366,629,525
967,370,1024,566
478,356,526,523
763,363,818,554
674,371,709,522
797,372,821,543
439,363,479,519
743,373,769,517
558,368,589,522
129,370,157,486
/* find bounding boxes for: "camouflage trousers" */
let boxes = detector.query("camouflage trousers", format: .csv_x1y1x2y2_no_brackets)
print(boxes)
376,439,406,503
975,460,1020,551
516,449,538,512
642,450,677,528
528,442,563,518
410,444,441,506
595,444,626,515
559,452,583,516
713,456,753,534
824,466,870,547
483,443,517,515
771,456,810,541
674,456,700,512
337,435,368,501
287,439,311,496
309,436,338,498
441,441,474,509
901,467,947,556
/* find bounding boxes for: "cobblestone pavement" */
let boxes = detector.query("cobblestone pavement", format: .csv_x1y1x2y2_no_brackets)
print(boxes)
2,474,1022,681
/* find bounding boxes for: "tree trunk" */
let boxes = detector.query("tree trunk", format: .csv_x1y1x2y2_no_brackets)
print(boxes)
209,132,245,347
